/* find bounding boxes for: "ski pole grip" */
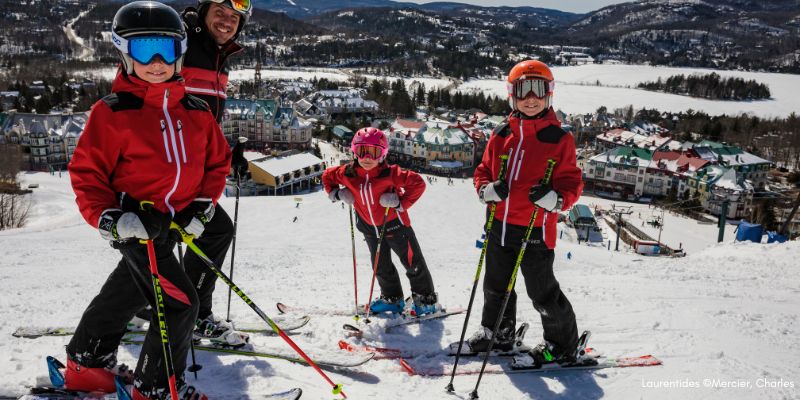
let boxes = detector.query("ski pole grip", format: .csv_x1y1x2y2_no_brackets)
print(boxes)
170,221,194,244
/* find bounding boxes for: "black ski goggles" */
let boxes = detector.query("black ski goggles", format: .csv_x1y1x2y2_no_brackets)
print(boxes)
511,79,554,100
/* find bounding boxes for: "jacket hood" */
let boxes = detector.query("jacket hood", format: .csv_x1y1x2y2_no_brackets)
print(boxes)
111,67,186,109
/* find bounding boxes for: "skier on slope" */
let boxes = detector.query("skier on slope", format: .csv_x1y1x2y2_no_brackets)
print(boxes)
322,128,441,316
129,0,252,347
470,60,585,366
65,2,231,398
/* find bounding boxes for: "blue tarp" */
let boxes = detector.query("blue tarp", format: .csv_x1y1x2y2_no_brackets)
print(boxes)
767,231,788,243
735,220,763,243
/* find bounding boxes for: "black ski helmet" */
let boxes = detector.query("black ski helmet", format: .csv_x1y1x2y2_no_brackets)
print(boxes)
198,0,251,39
111,1,187,75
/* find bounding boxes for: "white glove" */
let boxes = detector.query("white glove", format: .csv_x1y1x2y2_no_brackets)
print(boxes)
479,181,508,204
379,192,400,208
328,187,355,205
98,210,149,241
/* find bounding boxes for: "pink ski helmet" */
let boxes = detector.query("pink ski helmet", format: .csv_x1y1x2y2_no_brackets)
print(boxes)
351,127,388,160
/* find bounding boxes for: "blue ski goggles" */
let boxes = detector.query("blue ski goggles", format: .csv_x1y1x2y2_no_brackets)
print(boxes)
112,33,187,65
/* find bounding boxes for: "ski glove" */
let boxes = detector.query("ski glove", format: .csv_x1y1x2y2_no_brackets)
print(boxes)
528,184,563,212
379,192,402,210
328,187,355,205
98,208,169,242
173,200,215,239
479,180,508,204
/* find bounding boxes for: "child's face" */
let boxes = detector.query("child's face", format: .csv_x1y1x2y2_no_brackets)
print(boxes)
132,58,175,84
516,95,547,117
358,157,379,170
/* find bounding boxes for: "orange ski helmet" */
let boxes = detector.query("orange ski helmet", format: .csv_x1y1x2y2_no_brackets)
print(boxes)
506,60,555,110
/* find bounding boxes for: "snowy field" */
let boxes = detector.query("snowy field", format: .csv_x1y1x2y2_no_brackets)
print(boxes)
459,64,800,118
1,164,797,399
80,63,799,119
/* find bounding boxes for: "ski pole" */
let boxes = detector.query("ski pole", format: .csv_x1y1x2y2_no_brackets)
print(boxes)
360,207,391,322
172,224,347,399
139,202,179,400
178,243,202,379
227,137,247,322
469,159,557,400
446,154,509,393
349,205,359,315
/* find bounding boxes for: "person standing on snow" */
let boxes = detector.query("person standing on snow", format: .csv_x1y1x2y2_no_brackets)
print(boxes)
128,0,251,346
65,2,231,398
469,60,584,366
322,128,441,316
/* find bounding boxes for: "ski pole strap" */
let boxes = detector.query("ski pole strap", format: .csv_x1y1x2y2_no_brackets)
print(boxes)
137,201,155,245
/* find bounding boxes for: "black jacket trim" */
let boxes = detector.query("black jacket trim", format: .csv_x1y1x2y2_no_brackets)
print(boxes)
536,125,567,144
101,92,144,112
181,94,210,112
493,121,511,138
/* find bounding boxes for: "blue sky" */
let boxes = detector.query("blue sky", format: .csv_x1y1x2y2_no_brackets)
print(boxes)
403,0,630,13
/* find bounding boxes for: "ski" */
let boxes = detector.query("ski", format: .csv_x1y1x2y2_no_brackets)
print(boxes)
13,314,310,339
120,337,374,368
338,340,403,359
277,302,361,317
342,307,465,337
399,353,662,376
20,386,303,400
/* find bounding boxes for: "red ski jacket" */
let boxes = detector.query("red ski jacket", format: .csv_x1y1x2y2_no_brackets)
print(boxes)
69,71,232,227
181,9,244,122
323,161,426,229
474,108,583,249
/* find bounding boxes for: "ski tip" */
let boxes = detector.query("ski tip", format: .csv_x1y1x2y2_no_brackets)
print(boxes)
398,358,416,375
267,387,303,399
276,302,288,314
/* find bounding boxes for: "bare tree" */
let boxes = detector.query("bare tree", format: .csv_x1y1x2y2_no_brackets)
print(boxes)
0,192,31,230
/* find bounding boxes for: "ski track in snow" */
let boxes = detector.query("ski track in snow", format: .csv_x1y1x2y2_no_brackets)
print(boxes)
1,151,798,398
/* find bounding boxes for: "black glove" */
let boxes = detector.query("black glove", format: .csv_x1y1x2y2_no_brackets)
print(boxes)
232,138,248,178
479,180,508,204
173,200,215,239
528,183,562,212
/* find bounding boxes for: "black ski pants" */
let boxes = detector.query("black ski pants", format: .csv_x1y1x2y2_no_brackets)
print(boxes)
182,204,234,320
66,238,198,395
481,219,578,352
356,215,435,299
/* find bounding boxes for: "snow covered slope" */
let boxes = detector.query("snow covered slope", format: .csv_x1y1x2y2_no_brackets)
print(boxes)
0,171,797,399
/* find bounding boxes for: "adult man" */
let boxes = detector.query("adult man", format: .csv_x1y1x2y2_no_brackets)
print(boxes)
132,0,252,346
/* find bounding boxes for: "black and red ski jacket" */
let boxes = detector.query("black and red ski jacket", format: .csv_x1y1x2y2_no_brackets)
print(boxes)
69,72,232,228
474,108,583,249
181,8,244,122
323,161,426,230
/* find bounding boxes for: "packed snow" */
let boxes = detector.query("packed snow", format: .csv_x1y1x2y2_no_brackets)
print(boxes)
1,163,797,399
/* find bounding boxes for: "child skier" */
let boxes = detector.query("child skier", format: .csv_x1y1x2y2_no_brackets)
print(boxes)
322,127,439,316
470,60,584,366
65,2,231,399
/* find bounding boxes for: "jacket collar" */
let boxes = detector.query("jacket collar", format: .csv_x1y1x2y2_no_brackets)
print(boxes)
508,107,561,135
111,68,186,109
345,160,390,178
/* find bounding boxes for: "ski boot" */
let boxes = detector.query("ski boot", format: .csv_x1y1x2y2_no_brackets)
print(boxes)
61,355,133,393
368,295,405,315
512,331,597,369
465,324,516,353
408,292,442,317
194,314,249,348
130,379,208,400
